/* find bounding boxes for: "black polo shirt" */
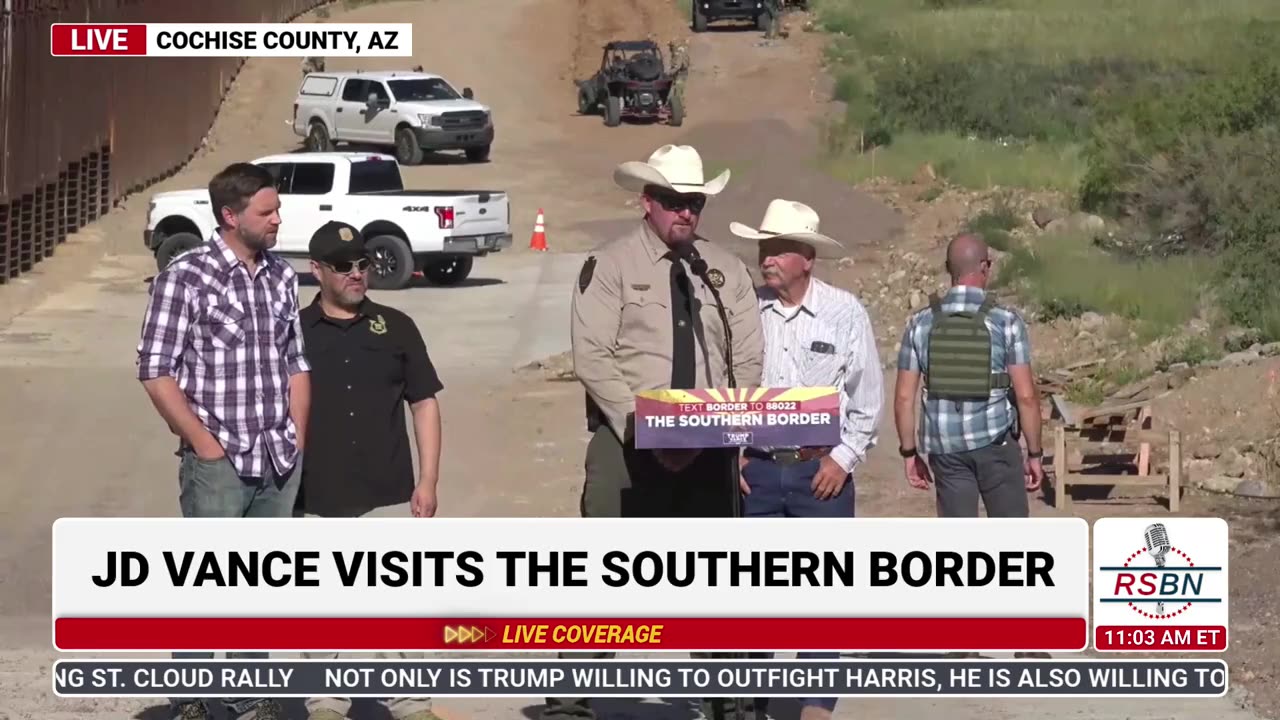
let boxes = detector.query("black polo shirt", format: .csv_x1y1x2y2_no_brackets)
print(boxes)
298,295,443,517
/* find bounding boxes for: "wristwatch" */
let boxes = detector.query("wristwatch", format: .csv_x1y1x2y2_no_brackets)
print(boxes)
899,446,917,458
1026,448,1044,459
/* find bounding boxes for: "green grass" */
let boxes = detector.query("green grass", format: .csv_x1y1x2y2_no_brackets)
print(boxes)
812,0,1279,194
964,194,1021,251
1068,362,1146,406
815,0,1280,67
992,232,1215,333
822,131,1087,193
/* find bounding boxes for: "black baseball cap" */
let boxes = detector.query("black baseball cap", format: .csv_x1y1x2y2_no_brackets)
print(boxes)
309,221,367,264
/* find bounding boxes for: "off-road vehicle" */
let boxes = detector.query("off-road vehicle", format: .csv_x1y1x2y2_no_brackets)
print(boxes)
575,41,684,128
691,0,779,33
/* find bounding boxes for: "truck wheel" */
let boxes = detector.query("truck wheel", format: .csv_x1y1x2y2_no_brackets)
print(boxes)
394,127,424,166
465,145,491,163
578,85,595,115
604,95,622,127
757,10,773,33
669,92,685,127
422,256,474,286
306,122,334,152
693,7,708,32
366,235,415,290
155,232,203,271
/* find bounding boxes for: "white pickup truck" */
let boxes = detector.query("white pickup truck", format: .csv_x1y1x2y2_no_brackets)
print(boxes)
143,152,512,290
292,70,495,165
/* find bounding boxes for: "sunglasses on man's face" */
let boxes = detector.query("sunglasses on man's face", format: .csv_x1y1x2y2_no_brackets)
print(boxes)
650,192,707,214
325,257,371,275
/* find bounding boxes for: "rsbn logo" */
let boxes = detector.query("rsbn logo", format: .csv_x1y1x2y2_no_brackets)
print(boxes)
1099,522,1223,620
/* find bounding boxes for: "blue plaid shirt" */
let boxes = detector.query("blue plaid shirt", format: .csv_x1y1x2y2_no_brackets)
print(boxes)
896,285,1031,455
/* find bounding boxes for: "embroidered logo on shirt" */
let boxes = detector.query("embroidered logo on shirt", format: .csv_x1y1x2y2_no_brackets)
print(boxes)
706,269,725,288
369,314,388,335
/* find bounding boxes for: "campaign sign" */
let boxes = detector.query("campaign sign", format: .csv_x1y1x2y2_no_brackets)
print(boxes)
1092,518,1228,652
633,387,840,450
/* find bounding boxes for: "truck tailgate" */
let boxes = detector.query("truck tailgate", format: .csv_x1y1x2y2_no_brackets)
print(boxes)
445,192,510,239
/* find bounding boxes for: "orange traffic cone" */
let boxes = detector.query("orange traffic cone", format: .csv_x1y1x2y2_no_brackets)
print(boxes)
529,209,548,251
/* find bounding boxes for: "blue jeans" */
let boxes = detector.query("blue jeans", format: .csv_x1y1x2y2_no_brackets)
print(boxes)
741,455,850,713
171,448,301,717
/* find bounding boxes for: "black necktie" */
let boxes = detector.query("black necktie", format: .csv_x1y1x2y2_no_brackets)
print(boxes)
667,253,697,389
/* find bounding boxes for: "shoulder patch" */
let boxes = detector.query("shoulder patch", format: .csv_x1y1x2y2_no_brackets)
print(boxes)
578,256,597,294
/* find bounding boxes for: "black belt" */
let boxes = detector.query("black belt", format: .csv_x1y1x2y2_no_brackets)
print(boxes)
744,447,832,465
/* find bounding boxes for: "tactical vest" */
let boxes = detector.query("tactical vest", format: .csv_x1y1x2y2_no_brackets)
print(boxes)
924,293,1010,401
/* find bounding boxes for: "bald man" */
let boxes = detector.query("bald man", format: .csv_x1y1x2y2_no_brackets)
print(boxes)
892,233,1045,518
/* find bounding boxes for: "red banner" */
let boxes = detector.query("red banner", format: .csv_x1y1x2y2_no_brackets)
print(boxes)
55,617,1087,652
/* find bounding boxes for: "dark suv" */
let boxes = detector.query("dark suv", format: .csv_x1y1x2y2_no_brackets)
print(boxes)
691,0,778,33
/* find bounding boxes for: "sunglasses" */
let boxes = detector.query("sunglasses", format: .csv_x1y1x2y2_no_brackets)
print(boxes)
324,257,371,275
650,192,707,214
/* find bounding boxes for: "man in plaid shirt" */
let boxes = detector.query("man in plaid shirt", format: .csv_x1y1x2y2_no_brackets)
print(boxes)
892,232,1045,518
136,162,310,720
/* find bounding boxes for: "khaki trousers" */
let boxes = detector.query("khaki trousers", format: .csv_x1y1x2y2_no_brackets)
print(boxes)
300,504,433,719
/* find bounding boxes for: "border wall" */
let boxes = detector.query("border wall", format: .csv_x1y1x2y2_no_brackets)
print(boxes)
0,0,327,283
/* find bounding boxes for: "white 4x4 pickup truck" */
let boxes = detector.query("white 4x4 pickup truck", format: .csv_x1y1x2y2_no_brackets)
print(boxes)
143,152,512,290
293,71,494,165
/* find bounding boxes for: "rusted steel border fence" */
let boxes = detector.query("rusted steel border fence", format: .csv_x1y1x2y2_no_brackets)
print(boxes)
0,0,327,283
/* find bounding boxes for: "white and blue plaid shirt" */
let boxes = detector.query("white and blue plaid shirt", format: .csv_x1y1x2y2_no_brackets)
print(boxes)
758,278,884,473
896,285,1031,455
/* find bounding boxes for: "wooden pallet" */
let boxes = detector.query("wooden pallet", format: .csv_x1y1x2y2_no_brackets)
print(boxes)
1049,395,1181,512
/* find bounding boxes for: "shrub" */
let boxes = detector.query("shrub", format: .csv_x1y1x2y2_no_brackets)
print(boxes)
993,232,1212,332
870,52,1092,142
1080,44,1280,215
965,195,1021,251
922,0,992,8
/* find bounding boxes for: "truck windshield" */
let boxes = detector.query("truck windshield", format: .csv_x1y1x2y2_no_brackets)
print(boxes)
388,78,461,102
348,160,404,193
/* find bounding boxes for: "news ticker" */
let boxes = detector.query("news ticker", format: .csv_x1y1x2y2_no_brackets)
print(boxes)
50,24,413,57
50,517,1229,654
52,659,1228,699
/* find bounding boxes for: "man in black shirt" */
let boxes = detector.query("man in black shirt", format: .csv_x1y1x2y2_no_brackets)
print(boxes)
296,221,443,720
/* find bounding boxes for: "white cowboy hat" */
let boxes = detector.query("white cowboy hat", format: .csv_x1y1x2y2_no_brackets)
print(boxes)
729,199,846,259
613,144,730,196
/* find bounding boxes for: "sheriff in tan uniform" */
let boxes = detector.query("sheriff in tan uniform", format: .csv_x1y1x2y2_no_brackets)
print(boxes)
571,144,763,518
545,144,764,720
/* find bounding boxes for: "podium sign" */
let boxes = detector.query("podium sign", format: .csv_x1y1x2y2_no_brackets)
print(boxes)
633,387,841,450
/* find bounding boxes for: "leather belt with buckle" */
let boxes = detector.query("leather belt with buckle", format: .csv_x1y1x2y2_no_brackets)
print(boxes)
745,447,832,465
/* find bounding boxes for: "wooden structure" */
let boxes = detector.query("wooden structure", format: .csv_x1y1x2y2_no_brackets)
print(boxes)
1049,394,1181,512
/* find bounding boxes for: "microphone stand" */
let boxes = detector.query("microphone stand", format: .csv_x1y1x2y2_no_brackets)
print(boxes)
683,245,747,720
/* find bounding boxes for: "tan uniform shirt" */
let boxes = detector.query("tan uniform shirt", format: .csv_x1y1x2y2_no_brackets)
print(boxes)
571,220,765,441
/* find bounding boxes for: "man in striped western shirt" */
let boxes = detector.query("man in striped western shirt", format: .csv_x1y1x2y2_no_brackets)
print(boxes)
892,232,1045,518
732,199,883,720
136,162,310,720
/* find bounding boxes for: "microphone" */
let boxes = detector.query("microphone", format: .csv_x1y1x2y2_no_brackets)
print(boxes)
685,246,709,277
1143,523,1171,614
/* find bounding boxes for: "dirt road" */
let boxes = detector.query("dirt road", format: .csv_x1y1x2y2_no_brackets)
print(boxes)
0,0,1263,718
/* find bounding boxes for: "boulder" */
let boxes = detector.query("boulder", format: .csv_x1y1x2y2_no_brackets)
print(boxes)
1233,479,1278,498
1223,327,1261,352
1044,211,1105,235
1031,206,1062,229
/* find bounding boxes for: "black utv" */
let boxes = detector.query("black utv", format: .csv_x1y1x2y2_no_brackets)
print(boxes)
575,41,684,127
691,0,780,33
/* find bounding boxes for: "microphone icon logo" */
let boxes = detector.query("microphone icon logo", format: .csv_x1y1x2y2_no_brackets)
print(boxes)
1143,523,1172,614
